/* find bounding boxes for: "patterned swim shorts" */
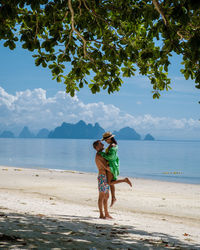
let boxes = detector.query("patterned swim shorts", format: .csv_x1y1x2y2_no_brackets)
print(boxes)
98,174,109,194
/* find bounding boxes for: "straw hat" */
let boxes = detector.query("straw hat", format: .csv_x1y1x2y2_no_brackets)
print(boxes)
101,131,115,141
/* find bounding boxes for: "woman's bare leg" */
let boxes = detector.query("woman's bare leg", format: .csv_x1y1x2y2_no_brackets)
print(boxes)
106,171,117,207
111,178,132,187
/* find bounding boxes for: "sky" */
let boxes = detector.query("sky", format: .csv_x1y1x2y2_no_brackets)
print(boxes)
0,41,200,140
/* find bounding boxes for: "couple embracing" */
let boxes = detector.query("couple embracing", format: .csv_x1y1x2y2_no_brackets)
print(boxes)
93,132,132,219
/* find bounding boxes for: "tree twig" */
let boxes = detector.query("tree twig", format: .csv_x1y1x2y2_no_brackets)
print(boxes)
34,13,39,42
62,30,72,58
177,31,184,40
78,0,82,16
62,10,69,22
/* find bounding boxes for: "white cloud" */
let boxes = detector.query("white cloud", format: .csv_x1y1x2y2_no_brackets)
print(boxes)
0,86,200,139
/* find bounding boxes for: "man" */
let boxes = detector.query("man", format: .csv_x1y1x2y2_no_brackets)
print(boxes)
93,140,113,219
99,131,132,207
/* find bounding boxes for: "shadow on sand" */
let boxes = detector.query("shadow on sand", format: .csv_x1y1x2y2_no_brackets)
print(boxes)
0,211,199,249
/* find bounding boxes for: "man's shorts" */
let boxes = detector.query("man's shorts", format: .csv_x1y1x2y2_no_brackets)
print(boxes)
98,174,109,194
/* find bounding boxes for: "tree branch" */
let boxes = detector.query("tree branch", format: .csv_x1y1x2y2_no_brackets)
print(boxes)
82,0,107,23
68,0,87,58
152,0,167,26
152,0,190,40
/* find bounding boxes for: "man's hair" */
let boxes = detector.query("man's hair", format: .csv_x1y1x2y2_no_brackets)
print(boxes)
93,140,100,149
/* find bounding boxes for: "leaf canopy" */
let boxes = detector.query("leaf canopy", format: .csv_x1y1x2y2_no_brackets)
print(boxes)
0,0,200,97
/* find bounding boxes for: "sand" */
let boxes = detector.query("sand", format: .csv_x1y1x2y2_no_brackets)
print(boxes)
0,165,200,249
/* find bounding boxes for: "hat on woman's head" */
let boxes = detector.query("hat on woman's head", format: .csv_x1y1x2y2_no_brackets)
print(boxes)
101,131,115,141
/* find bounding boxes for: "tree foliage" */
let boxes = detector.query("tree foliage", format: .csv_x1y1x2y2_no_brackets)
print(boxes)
0,0,200,97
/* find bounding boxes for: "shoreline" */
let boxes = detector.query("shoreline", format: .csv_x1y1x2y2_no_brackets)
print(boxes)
1,137,200,142
0,165,200,249
1,164,200,186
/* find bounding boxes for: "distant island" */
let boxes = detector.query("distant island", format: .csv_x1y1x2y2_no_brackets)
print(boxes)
113,127,141,140
144,133,155,141
36,128,50,138
0,130,15,138
0,120,155,141
19,126,35,138
48,120,105,139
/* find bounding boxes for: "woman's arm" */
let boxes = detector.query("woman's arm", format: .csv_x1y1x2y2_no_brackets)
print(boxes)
96,155,111,171
99,146,117,161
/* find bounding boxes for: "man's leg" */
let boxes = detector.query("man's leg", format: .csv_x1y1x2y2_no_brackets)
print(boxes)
103,192,113,219
98,192,105,219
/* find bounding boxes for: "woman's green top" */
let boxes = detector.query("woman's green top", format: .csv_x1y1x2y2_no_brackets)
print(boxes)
99,145,120,180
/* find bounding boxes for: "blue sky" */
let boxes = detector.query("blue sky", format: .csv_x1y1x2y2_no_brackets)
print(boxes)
0,42,200,140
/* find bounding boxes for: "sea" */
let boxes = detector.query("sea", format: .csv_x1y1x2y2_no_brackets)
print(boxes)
0,138,200,185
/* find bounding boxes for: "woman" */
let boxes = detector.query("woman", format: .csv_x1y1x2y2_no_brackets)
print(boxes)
99,132,132,207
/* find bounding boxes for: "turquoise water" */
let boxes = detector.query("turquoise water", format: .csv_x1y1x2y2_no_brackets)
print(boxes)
0,138,200,184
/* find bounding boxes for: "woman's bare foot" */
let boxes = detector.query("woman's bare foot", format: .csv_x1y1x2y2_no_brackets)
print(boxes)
125,178,132,187
99,214,105,219
110,197,117,207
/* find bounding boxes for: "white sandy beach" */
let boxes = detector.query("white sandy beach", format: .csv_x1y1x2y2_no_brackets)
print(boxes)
0,165,200,249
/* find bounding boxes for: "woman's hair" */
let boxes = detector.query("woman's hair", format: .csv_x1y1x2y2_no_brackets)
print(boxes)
111,137,118,145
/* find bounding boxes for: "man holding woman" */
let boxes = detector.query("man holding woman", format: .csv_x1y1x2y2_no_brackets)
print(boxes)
93,132,132,219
